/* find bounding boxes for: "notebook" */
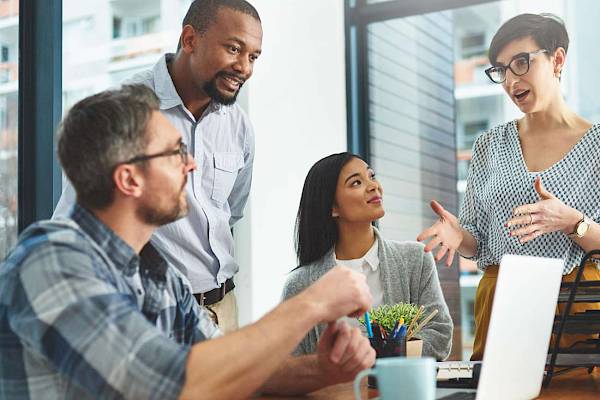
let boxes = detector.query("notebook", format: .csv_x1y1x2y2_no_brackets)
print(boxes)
437,361,481,381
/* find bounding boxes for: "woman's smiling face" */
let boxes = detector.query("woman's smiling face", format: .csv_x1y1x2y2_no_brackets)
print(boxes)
332,157,385,224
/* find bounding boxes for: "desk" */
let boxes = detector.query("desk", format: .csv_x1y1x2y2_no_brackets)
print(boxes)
258,368,600,399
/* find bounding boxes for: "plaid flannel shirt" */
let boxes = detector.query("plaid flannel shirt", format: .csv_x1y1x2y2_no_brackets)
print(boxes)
0,205,221,399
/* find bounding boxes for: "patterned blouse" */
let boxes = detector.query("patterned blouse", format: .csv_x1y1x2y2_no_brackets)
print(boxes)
459,120,600,274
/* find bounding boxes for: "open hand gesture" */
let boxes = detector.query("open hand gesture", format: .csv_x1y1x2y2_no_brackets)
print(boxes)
416,200,464,267
506,177,580,243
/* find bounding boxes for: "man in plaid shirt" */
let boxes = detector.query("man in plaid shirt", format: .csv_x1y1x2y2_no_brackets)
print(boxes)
0,85,375,399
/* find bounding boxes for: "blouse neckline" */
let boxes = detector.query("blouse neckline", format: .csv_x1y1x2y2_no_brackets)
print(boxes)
510,119,597,175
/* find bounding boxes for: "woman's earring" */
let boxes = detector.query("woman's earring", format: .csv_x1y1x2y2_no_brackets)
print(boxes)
555,70,562,78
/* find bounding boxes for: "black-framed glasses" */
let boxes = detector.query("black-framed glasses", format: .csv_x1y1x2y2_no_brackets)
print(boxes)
485,49,548,84
123,142,189,165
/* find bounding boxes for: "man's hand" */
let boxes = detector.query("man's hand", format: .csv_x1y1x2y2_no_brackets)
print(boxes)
303,266,372,323
316,321,375,385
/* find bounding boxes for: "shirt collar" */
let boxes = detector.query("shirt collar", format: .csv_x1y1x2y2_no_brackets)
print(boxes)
153,53,229,116
70,204,168,283
139,242,168,283
71,204,139,276
333,237,380,272
363,238,380,272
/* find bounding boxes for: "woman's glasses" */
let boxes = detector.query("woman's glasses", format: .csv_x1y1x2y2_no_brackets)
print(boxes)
484,49,548,84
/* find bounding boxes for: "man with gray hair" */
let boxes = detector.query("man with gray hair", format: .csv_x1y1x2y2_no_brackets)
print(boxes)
0,85,375,400
54,0,263,333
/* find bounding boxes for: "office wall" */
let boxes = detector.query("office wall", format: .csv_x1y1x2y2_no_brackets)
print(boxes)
234,0,348,325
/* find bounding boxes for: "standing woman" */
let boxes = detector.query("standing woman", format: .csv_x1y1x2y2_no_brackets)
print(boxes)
282,153,453,360
417,13,600,361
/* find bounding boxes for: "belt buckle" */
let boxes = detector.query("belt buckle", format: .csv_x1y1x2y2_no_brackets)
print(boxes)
199,293,206,306
220,281,226,300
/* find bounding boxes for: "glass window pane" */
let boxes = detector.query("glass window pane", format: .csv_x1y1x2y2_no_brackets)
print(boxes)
62,0,191,113
367,11,456,243
0,0,19,259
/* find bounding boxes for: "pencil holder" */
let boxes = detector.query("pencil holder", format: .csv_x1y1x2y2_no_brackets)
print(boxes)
367,336,407,388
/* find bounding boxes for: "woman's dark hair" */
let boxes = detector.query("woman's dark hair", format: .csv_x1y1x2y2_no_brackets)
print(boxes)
295,152,363,265
488,13,569,65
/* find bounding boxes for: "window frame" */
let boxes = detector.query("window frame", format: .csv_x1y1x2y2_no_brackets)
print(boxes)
18,0,63,232
344,0,495,161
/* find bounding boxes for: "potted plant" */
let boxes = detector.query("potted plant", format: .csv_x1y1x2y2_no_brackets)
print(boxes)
359,303,439,357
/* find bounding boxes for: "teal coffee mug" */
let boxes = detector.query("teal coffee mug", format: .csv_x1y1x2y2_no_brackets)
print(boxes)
353,357,436,400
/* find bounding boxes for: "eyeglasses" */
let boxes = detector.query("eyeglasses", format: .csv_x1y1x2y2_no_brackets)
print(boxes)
123,142,189,165
485,49,548,84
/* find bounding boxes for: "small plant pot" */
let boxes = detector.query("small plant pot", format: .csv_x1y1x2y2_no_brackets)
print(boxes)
367,338,423,389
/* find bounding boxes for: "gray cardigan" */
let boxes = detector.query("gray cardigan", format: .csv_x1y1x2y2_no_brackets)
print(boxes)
281,230,453,360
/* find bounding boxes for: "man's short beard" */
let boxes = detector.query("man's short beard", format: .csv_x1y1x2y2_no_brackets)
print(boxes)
203,73,243,106
137,192,187,226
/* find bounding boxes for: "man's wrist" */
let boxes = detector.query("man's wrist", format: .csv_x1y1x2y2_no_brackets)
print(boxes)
293,290,325,328
314,354,336,386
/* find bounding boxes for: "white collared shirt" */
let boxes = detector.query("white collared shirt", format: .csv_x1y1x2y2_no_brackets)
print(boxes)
335,238,384,310
53,54,255,293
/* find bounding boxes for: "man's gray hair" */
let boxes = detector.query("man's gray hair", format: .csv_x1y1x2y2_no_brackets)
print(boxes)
57,84,160,210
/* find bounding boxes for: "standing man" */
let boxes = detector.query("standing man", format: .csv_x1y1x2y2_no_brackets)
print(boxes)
54,0,262,332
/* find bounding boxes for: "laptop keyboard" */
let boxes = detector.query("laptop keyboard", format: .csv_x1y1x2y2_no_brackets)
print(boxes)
438,392,476,400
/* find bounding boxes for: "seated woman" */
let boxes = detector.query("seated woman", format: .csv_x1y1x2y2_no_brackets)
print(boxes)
282,152,453,360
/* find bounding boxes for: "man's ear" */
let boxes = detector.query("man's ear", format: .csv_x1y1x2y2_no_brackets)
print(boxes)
113,164,144,199
180,25,197,54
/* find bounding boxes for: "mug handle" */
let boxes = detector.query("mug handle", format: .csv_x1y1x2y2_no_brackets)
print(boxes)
353,368,375,400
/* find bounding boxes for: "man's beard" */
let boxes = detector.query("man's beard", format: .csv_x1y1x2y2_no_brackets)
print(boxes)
203,72,244,105
137,185,188,226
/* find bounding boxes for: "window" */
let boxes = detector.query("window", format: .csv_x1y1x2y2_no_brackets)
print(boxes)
346,0,467,361
112,15,160,39
460,32,486,58
1,45,8,62
463,120,488,151
0,2,17,258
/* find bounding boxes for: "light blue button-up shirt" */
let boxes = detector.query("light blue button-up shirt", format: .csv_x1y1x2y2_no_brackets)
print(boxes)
54,54,255,293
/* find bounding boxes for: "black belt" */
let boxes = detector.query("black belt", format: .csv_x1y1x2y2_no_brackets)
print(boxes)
194,278,235,306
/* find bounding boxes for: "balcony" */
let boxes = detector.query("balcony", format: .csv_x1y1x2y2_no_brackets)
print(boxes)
110,30,172,63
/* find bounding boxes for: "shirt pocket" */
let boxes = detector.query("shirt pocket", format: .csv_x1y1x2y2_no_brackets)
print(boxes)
211,152,244,205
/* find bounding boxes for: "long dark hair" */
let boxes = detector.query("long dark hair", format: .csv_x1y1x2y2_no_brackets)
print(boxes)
295,152,363,265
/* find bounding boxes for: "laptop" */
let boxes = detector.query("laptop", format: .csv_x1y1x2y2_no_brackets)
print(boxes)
436,254,564,400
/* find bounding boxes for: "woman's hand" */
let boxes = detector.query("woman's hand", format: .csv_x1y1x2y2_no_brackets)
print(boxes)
507,176,581,243
417,200,464,267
